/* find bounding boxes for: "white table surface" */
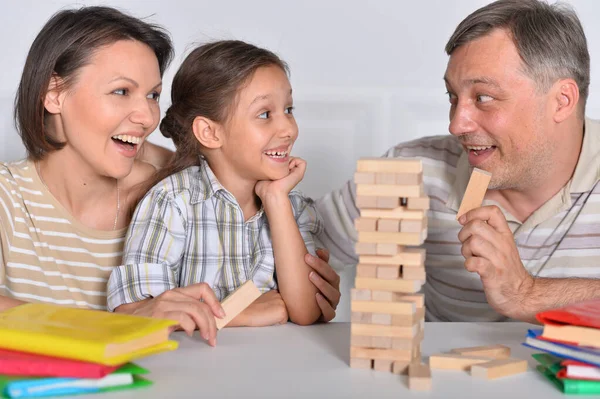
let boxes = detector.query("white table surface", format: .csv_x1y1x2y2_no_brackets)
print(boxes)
82,322,562,399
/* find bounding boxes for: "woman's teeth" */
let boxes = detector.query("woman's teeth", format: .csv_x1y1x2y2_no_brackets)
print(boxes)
264,150,288,158
112,135,142,145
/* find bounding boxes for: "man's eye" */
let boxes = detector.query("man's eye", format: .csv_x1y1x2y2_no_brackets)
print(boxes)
477,94,493,103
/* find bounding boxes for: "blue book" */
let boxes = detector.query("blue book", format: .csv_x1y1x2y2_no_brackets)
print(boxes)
523,329,600,368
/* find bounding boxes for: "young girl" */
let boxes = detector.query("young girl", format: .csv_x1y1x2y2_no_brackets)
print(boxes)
107,40,324,340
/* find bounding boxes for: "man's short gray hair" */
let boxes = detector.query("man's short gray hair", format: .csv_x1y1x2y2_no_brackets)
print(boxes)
446,0,590,117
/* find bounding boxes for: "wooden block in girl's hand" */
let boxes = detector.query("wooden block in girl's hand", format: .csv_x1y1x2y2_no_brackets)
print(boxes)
215,281,261,329
456,168,492,219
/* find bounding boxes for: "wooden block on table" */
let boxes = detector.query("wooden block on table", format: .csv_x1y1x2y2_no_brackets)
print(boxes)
352,323,419,339
355,242,377,255
374,173,397,185
408,363,432,391
354,218,377,232
360,207,425,220
450,344,511,359
355,277,421,293
376,197,400,209
215,280,262,329
456,168,492,219
376,265,401,279
357,158,422,174
350,347,412,361
376,219,400,233
350,357,373,369
470,358,528,380
391,307,425,327
361,249,426,266
371,336,392,349
371,292,424,308
350,334,373,348
407,196,430,210
351,300,416,315
429,354,494,371
373,359,394,372
358,231,423,246
402,266,426,281
356,264,377,278
392,361,410,375
351,311,372,323
354,172,376,184
400,218,427,233
351,288,372,301
356,184,421,198
356,196,378,209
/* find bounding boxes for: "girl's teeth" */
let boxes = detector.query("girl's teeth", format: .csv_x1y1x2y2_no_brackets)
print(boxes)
112,135,142,144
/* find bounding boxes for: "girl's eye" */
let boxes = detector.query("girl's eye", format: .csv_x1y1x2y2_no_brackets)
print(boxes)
147,92,160,101
285,106,295,115
258,111,270,119
113,88,128,96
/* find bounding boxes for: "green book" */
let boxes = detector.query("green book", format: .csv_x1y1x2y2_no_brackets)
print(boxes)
533,353,600,394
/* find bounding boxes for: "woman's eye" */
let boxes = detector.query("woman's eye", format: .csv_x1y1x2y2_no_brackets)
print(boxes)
112,88,128,96
147,92,160,101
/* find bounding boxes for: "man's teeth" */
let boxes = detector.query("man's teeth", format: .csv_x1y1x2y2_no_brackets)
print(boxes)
467,145,493,151
264,150,288,158
112,135,142,144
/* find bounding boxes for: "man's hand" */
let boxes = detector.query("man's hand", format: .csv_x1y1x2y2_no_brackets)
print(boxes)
114,283,225,346
227,290,289,327
306,248,341,322
458,205,534,319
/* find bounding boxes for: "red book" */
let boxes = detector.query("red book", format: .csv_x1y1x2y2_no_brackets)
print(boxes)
537,299,600,328
0,348,120,378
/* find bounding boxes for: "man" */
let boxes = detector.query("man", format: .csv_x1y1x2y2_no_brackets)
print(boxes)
317,0,600,322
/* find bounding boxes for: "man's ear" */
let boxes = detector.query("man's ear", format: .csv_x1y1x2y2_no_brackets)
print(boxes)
552,78,579,123
192,116,224,149
44,75,67,115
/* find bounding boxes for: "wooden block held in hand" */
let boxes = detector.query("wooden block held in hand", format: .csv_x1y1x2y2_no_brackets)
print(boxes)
216,280,262,329
470,358,527,380
450,344,511,359
350,357,373,369
456,168,492,219
429,354,494,371
408,363,432,391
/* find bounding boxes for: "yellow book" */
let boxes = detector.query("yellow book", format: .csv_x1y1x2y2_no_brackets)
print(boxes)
0,303,179,366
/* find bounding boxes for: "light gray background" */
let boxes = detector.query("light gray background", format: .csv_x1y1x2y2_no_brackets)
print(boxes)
1,0,598,321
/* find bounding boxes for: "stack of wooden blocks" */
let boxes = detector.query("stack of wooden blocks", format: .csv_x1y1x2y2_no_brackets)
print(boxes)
350,158,429,378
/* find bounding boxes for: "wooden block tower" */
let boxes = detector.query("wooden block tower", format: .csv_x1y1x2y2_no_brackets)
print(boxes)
350,158,429,374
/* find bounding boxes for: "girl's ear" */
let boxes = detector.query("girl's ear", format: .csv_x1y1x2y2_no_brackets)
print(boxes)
192,116,224,149
44,75,67,114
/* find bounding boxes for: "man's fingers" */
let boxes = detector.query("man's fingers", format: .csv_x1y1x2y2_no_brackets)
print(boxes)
460,206,512,234
464,256,494,280
316,293,336,322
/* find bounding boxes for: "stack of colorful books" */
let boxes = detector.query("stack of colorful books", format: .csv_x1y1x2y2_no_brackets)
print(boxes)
524,299,600,395
0,303,178,398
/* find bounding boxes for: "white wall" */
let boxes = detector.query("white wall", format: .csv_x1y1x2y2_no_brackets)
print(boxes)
1,0,599,321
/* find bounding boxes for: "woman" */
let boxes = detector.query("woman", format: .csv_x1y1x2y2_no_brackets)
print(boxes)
0,6,340,325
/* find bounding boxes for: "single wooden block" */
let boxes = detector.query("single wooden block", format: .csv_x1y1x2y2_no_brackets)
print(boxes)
354,172,376,185
360,207,425,221
350,334,373,348
351,323,419,339
354,218,378,232
371,336,393,349
355,277,421,293
376,196,400,209
400,218,427,233
376,265,401,280
375,173,397,185
358,231,423,246
408,363,432,391
470,358,528,380
456,168,492,219
429,354,494,371
350,357,373,369
371,313,392,325
375,243,399,256
402,266,426,281
392,329,425,350
350,347,412,361
351,311,372,323
356,195,378,209
351,300,416,315
397,172,422,185
392,361,410,375
215,280,262,329
356,158,422,174
377,219,400,233
407,196,430,210
351,288,372,301
392,293,425,308
361,249,425,267
356,184,421,198
355,242,377,255
450,344,511,359
373,359,394,372
391,307,425,327
356,264,378,278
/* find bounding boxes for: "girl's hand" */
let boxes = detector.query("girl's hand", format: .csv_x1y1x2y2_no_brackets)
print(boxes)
227,290,289,327
255,157,306,201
